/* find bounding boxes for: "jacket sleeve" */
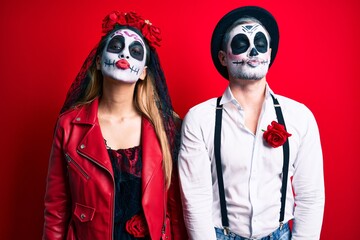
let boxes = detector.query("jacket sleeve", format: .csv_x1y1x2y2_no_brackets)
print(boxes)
167,164,188,240
43,119,71,240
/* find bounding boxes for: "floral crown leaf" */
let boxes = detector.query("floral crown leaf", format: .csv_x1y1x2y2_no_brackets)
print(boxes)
102,11,161,48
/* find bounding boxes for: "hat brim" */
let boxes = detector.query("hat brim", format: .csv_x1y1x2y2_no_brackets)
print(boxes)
211,6,279,80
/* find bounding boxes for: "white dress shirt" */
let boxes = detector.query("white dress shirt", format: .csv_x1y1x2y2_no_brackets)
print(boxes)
178,84,325,240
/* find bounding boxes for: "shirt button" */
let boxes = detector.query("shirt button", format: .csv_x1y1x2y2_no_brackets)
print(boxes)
76,117,81,121
80,144,86,149
80,213,86,219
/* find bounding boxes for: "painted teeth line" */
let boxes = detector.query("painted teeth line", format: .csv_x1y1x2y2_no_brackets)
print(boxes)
130,66,139,74
104,60,116,67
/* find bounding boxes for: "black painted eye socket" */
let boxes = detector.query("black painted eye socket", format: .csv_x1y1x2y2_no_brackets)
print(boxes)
254,32,268,53
129,42,144,61
231,34,250,55
106,36,125,53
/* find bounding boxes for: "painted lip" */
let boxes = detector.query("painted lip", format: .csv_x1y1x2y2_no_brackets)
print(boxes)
247,59,260,67
232,60,246,65
116,59,130,69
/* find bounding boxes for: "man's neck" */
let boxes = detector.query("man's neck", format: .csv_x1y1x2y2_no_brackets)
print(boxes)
228,77,267,134
229,78,267,109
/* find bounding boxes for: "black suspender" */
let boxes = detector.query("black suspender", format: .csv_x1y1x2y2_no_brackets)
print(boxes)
214,94,290,234
271,94,290,228
214,97,229,234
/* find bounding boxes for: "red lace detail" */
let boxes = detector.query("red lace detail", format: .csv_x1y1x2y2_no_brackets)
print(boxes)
110,146,141,177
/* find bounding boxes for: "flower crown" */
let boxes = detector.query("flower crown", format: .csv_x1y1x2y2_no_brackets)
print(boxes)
102,11,162,49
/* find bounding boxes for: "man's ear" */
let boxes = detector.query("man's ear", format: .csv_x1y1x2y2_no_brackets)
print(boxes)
139,66,147,80
218,50,227,66
96,55,101,70
268,48,272,64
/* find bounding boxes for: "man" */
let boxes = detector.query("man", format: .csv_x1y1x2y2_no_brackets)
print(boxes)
178,6,325,240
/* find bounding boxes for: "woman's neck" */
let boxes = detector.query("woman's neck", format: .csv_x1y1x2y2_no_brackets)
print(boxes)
98,78,139,119
97,78,142,150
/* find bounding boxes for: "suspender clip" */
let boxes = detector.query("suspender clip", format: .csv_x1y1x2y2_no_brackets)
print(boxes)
223,226,230,235
279,221,284,230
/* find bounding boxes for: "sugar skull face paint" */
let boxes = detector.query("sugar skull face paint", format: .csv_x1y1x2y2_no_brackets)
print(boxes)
224,23,271,80
100,29,147,83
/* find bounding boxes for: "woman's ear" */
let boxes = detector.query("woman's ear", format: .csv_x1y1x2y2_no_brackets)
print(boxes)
139,66,147,80
96,55,101,70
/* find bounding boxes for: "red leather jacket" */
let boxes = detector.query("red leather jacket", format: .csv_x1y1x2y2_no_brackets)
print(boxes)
43,98,187,240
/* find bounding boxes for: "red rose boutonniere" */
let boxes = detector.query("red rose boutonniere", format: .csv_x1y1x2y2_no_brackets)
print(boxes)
126,213,149,238
263,121,292,148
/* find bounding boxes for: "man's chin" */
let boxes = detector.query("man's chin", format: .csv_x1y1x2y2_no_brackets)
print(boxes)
246,68,268,80
236,71,267,81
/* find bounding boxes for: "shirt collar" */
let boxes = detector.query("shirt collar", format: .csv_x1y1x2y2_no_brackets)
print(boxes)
220,86,235,106
265,83,275,99
221,83,275,107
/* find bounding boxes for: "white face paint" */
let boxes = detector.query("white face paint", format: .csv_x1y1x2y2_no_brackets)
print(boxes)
225,23,271,80
100,29,147,83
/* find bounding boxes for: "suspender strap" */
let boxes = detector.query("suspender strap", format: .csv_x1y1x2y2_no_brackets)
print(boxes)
214,94,290,232
214,97,229,234
270,94,290,227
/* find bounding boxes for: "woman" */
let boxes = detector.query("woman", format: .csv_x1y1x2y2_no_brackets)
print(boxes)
43,11,187,240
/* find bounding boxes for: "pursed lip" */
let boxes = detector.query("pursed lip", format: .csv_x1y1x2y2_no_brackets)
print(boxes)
246,59,261,67
116,59,130,69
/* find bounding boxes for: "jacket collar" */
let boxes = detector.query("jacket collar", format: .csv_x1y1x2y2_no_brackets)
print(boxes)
71,99,99,125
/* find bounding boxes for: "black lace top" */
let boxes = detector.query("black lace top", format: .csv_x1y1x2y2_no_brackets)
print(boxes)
107,145,149,240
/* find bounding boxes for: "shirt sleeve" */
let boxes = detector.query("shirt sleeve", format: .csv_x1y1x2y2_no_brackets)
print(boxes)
291,107,325,239
178,110,217,240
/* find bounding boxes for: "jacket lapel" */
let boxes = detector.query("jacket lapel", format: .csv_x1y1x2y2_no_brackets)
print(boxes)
73,99,113,175
141,118,164,193
141,118,165,240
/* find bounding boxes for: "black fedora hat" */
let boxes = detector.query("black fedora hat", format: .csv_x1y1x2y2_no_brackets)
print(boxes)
211,6,279,80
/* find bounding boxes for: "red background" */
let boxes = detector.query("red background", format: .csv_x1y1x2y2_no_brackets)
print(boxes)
0,0,359,239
